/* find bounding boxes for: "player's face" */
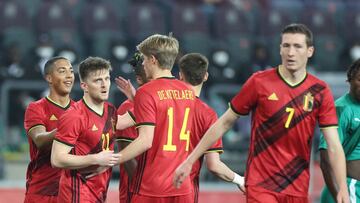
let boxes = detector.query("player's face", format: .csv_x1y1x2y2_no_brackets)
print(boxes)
49,59,74,96
84,69,111,103
280,33,314,72
350,70,360,102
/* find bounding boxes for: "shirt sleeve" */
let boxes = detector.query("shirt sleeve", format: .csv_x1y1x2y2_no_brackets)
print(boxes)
204,109,223,153
24,102,45,134
134,88,156,127
54,111,83,147
230,73,258,115
318,84,338,128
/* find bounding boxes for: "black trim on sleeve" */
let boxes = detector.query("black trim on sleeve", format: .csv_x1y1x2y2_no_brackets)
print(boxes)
27,124,45,134
128,111,136,123
135,122,155,127
54,138,75,147
229,102,248,116
319,124,338,129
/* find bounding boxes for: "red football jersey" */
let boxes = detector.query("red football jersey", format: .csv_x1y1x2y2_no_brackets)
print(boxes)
190,97,223,197
55,99,117,202
115,99,137,203
230,67,337,197
24,97,74,197
131,77,196,197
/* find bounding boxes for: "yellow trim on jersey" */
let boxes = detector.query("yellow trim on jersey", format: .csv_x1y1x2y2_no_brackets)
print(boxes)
204,149,224,154
28,124,45,134
46,96,71,108
278,65,307,87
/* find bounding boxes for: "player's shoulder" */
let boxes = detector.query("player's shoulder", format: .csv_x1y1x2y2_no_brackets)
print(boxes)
305,72,329,87
63,100,85,117
195,98,216,115
117,99,133,113
26,97,47,112
248,67,277,82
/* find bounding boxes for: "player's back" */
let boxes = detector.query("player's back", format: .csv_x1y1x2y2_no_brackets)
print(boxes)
132,77,196,196
24,97,74,196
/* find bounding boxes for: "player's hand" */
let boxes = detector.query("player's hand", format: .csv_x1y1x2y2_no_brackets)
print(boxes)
237,183,246,195
94,150,120,166
336,187,350,203
115,76,136,101
173,161,192,188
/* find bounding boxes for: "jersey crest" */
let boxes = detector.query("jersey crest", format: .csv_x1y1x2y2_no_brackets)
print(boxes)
303,92,314,112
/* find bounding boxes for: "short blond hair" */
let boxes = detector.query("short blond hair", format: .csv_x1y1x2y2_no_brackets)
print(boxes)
137,34,179,70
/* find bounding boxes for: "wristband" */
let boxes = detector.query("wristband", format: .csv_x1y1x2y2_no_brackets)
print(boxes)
232,173,244,186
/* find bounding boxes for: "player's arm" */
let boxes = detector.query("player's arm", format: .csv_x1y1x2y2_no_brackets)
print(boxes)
321,127,349,202
320,148,338,199
51,140,120,169
205,152,245,193
28,126,57,149
118,141,138,179
174,108,239,188
116,111,136,130
117,125,154,164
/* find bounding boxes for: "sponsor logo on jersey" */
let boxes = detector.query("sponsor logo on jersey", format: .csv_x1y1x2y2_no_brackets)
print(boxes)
92,124,98,131
50,115,58,121
268,93,279,101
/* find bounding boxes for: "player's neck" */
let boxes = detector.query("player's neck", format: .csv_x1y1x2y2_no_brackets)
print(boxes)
153,68,173,79
83,95,104,115
191,84,203,97
47,92,70,108
279,65,306,84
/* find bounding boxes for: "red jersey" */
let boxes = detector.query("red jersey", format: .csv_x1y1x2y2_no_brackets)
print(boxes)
190,97,223,201
230,67,337,197
115,99,137,203
54,99,117,203
24,97,74,197
131,77,196,197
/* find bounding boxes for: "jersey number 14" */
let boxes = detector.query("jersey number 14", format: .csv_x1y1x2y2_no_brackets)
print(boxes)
163,107,191,152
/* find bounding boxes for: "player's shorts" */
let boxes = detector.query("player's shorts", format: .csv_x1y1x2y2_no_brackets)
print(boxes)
247,185,308,203
320,177,360,203
24,193,57,203
130,193,193,203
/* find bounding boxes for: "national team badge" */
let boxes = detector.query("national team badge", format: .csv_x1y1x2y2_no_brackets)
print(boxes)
303,92,314,112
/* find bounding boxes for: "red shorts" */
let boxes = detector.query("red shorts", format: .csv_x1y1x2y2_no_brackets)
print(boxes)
130,193,193,203
24,193,57,203
247,185,309,203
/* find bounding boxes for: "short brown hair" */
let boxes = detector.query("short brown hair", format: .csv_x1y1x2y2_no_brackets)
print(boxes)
137,34,179,70
281,23,313,47
178,53,208,86
78,56,112,81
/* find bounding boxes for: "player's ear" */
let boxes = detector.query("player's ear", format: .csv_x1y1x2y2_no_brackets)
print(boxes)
45,74,52,84
80,81,88,93
307,46,314,58
179,71,184,81
203,72,209,82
